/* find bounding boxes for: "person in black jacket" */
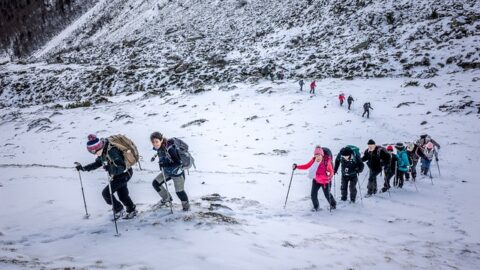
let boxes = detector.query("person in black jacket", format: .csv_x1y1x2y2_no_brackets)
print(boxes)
75,134,137,219
334,146,364,203
362,102,373,118
347,95,354,110
150,132,190,211
382,145,398,192
361,139,391,196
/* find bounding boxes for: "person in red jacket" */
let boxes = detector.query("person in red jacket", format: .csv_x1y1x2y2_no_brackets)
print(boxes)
309,80,316,94
293,146,336,211
339,93,346,106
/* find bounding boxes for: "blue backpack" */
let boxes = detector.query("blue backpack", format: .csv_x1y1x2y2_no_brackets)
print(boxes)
396,150,410,172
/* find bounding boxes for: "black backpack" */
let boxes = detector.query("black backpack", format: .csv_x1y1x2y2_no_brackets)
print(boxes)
168,138,196,171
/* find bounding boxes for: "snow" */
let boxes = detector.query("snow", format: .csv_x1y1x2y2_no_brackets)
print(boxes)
1,70,479,269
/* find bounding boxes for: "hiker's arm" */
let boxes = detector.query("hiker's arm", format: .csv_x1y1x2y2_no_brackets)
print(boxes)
361,150,369,162
357,157,365,173
82,158,102,171
334,153,341,174
296,158,314,170
432,139,441,149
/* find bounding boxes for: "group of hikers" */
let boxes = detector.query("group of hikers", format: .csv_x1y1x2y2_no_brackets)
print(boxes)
74,132,194,220
292,134,440,211
74,130,440,220
299,81,374,118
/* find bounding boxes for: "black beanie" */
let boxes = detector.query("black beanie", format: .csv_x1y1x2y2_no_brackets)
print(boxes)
341,147,354,156
395,142,404,150
368,139,376,145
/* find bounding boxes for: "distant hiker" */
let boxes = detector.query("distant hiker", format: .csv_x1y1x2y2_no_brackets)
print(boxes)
310,80,316,94
150,132,191,211
361,139,391,196
382,145,398,192
420,142,438,176
75,134,137,219
270,73,274,81
277,71,285,80
362,102,373,118
347,95,354,110
416,134,441,150
339,93,346,106
293,146,336,211
334,146,364,203
299,79,304,91
394,143,410,188
405,142,425,181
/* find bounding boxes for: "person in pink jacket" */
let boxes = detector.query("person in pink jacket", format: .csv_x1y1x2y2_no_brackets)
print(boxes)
293,146,337,211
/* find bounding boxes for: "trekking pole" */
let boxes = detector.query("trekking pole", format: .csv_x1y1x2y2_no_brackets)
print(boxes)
284,169,295,209
435,159,441,178
357,173,364,206
74,162,90,219
161,168,174,214
107,176,120,236
394,162,398,188
333,174,336,198
327,183,332,213
429,168,434,185
360,172,368,186
412,174,419,192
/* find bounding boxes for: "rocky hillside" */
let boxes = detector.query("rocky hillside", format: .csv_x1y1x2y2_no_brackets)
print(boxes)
1,0,479,107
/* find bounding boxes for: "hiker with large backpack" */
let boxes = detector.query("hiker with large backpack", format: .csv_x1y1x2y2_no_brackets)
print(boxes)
347,95,354,110
150,132,192,211
361,139,391,196
416,134,441,150
394,143,410,188
75,134,138,219
382,145,398,192
293,146,336,211
405,142,426,181
362,102,373,118
334,145,364,203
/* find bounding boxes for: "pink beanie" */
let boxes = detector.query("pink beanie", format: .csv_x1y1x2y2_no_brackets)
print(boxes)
426,142,434,149
314,146,324,156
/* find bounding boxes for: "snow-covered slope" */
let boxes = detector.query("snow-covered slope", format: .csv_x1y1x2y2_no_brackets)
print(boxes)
1,71,479,269
1,0,479,107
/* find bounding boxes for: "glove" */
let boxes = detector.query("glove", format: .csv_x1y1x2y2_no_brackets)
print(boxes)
292,163,297,170
151,155,157,162
435,157,439,162
75,163,84,171
103,165,111,172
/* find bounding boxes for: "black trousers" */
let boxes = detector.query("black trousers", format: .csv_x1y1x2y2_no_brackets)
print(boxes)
311,180,336,209
367,169,381,195
362,109,370,118
348,102,352,110
102,169,135,213
341,175,358,201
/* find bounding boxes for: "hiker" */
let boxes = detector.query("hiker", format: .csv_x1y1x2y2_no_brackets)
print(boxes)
347,95,354,110
310,80,316,94
339,93,346,106
405,142,425,181
394,142,410,188
150,132,191,211
416,134,441,150
362,102,373,118
382,145,398,192
75,134,137,219
293,146,336,211
420,142,438,176
334,146,364,203
361,139,391,196
299,79,304,91
277,71,285,80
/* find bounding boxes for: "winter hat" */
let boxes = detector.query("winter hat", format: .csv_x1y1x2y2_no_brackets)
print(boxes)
426,142,434,149
314,146,324,156
395,142,405,150
341,147,353,156
386,145,394,152
368,139,376,145
87,134,104,154
407,142,415,151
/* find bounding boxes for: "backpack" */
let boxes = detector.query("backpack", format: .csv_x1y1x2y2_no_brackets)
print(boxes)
169,137,196,171
346,145,362,161
107,135,140,169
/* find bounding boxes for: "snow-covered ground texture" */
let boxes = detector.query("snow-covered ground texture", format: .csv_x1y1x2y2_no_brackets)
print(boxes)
1,70,479,269
1,0,479,106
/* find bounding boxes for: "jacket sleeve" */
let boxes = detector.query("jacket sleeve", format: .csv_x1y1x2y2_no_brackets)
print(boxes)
296,158,314,170
334,152,342,174
83,157,102,171
361,150,369,162
432,139,441,149
380,148,391,164
158,145,182,167
326,161,334,180
107,147,127,175
356,156,365,173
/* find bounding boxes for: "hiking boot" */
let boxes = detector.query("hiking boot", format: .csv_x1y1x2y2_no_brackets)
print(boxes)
381,187,389,193
330,204,336,210
159,198,173,207
341,197,347,201
365,193,373,198
311,207,319,212
181,201,190,211
350,200,355,204
124,209,138,219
